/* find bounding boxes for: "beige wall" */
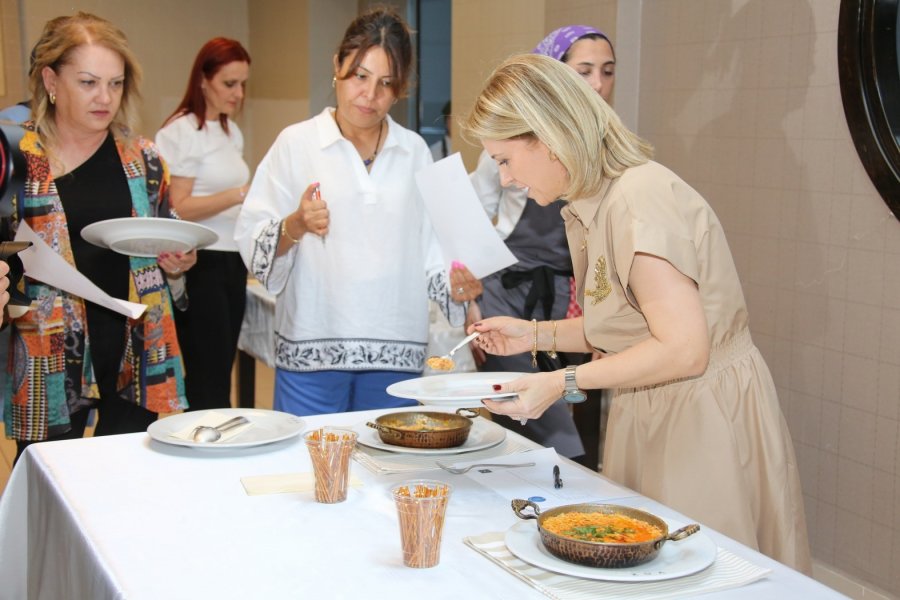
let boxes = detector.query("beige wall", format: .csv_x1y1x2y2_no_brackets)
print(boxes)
0,0,25,107
640,1,899,596
451,0,618,169
15,1,249,142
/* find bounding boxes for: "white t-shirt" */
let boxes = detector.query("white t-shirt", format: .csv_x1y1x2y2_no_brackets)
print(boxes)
234,108,465,373
155,114,250,251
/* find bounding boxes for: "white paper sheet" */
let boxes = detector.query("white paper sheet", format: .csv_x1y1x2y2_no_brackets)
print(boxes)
416,153,517,278
452,447,638,506
15,221,147,319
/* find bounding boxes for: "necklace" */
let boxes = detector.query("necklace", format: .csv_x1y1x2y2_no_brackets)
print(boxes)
335,110,383,167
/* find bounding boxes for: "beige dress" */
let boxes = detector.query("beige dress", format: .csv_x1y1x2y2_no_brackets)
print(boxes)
562,161,812,573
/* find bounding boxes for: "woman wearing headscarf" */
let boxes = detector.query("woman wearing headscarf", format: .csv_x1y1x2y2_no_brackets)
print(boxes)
468,26,617,461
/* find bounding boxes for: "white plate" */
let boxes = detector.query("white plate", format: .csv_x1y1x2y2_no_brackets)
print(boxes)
147,408,305,449
81,217,218,257
386,372,523,408
504,520,717,582
352,417,506,455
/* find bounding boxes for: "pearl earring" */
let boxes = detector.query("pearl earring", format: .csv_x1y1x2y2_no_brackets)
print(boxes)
332,76,336,88
49,93,56,105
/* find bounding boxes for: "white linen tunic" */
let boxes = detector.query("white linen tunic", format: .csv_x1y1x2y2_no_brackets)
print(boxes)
235,108,462,372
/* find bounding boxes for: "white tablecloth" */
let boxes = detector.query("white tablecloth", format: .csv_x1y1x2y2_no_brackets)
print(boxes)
0,409,843,600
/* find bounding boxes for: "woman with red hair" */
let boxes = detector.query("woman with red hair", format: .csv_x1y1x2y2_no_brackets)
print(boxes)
156,38,251,411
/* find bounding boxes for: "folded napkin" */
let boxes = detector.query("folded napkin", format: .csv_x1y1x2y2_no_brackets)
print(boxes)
353,436,534,475
169,411,253,443
240,472,364,496
464,532,771,600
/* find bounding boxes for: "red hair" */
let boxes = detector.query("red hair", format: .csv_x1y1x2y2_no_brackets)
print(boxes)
164,37,251,133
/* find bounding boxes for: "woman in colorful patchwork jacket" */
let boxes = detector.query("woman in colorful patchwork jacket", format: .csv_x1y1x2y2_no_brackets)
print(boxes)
4,12,195,462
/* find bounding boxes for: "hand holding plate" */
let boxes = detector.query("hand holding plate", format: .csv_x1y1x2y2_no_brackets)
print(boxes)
482,371,563,421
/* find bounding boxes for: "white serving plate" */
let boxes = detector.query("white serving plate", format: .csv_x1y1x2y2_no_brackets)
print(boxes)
147,408,305,449
81,217,218,257
386,372,522,409
504,519,717,582
352,417,506,455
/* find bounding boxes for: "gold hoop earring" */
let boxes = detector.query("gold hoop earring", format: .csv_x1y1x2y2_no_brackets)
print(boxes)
332,76,336,88
49,93,56,105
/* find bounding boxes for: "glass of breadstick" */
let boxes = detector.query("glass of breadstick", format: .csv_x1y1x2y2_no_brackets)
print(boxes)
390,479,452,568
303,427,358,503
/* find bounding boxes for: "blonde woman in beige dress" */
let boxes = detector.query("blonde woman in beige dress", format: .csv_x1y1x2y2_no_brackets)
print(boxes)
463,54,811,573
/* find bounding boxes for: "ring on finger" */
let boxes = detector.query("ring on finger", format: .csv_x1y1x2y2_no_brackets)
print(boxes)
517,417,527,425
456,286,465,295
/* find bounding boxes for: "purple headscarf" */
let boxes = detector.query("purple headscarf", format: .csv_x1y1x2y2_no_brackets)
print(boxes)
532,25,609,61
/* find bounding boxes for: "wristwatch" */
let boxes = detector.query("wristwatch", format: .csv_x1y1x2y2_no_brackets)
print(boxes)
562,366,587,403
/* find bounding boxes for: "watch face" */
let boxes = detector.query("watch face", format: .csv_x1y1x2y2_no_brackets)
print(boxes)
563,391,587,404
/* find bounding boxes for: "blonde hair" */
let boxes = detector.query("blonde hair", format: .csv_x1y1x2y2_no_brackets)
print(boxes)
29,12,142,149
462,54,653,200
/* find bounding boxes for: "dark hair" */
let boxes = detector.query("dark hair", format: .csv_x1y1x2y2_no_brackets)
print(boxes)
335,6,414,98
165,37,251,133
560,32,615,64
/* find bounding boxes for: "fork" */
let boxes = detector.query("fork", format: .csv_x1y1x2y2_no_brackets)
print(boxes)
435,461,535,474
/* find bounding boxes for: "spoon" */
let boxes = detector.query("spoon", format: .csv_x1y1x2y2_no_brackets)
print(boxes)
425,331,480,371
191,416,250,443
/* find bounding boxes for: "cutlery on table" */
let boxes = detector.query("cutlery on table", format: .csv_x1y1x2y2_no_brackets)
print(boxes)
435,461,535,474
191,416,250,443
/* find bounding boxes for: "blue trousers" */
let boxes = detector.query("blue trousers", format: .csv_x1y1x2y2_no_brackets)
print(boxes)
274,369,419,416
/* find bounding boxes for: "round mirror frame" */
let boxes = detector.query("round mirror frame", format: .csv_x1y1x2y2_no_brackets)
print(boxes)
838,0,900,217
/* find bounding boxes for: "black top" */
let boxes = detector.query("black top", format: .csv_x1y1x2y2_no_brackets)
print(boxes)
57,133,132,397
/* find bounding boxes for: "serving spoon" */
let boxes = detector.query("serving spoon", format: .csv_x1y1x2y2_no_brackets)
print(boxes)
191,416,250,443
425,331,480,371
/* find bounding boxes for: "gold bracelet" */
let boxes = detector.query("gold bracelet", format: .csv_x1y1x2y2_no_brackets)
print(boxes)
548,320,558,359
531,318,538,368
281,218,300,244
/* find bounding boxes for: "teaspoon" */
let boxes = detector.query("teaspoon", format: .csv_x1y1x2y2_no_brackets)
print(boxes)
425,331,480,371
191,416,250,443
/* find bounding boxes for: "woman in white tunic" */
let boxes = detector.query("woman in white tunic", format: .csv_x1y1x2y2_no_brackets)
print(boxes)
234,7,474,415
464,55,811,573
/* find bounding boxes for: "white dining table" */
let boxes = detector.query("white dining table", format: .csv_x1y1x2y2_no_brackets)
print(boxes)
0,408,843,600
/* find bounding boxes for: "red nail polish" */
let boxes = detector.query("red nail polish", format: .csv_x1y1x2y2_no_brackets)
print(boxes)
492,384,502,391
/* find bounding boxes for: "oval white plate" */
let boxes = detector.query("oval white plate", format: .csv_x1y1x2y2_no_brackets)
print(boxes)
386,372,523,408
504,520,717,582
81,217,218,257
352,417,506,455
147,408,305,449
